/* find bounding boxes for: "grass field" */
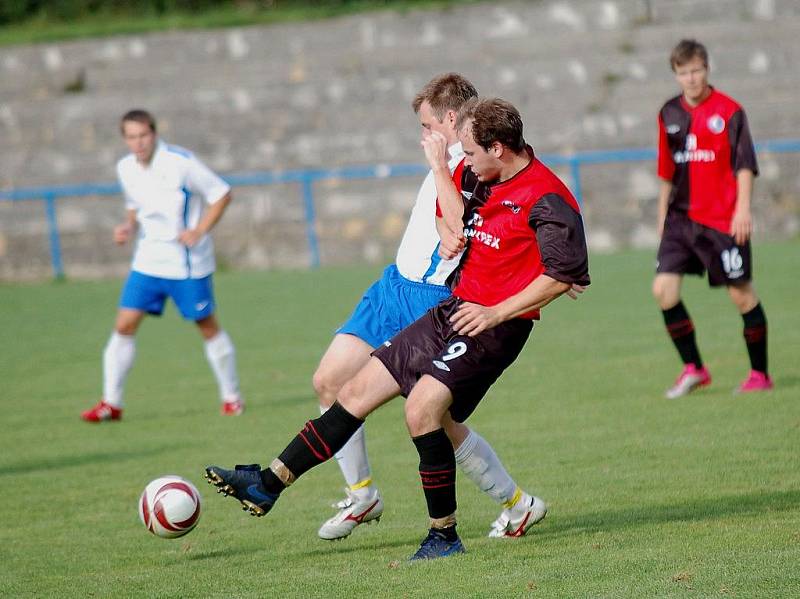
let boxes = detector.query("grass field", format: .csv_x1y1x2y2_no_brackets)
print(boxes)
1,242,799,598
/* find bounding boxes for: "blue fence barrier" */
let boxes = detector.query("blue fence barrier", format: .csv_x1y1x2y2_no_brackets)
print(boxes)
2,139,800,280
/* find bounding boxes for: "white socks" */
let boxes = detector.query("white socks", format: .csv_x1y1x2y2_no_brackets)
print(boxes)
102,332,136,408
318,413,521,506
454,429,518,505
321,405,373,499
204,330,241,402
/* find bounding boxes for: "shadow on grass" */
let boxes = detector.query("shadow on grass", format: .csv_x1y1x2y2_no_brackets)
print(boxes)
183,547,255,562
0,445,184,477
538,488,800,537
298,535,420,558
775,374,800,391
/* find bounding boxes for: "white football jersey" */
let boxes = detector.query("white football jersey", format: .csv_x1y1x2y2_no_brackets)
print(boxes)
117,141,230,279
395,142,464,286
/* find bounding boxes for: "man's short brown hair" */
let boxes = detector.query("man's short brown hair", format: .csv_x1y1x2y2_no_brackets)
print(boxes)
412,73,478,120
456,97,526,153
120,109,157,134
670,39,708,71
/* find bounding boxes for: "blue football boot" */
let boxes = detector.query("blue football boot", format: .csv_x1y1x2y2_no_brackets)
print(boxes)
204,464,278,517
409,528,466,560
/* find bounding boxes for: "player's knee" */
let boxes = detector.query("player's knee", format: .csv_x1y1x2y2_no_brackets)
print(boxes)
336,377,365,415
404,397,433,436
312,368,339,406
728,284,757,312
114,319,138,336
652,278,676,307
652,278,665,302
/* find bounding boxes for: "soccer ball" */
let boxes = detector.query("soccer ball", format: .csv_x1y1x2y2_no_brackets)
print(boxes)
138,475,202,539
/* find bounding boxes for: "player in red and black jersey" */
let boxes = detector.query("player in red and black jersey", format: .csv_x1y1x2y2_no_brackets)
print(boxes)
654,39,772,398
205,98,589,561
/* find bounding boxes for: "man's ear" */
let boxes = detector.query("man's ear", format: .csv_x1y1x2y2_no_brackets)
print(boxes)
491,141,504,157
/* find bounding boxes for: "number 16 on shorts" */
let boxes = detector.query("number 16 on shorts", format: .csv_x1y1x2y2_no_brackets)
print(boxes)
721,247,745,280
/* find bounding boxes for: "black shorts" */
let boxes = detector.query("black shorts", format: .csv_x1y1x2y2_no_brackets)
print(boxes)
371,295,533,423
656,211,751,287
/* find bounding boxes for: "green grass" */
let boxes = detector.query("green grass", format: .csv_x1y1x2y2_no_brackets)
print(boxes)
1,242,799,598
0,1,483,47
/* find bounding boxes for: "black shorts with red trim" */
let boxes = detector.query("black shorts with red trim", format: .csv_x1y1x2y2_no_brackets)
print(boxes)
371,295,533,423
656,210,751,287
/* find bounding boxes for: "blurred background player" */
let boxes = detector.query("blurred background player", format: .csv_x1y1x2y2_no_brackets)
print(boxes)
311,73,545,541
81,109,244,422
205,97,590,560
653,39,772,399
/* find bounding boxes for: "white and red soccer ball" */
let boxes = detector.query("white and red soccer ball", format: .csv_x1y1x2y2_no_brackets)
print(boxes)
139,475,202,539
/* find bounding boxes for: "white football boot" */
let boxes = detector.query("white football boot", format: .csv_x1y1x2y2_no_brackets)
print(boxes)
488,494,547,538
318,488,384,540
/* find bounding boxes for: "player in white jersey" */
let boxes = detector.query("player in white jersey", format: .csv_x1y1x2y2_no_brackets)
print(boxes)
81,109,244,422
312,74,547,541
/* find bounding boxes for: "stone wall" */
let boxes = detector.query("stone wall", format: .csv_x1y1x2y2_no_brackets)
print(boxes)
1,0,799,280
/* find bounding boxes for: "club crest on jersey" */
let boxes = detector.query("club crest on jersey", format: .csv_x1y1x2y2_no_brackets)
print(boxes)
501,200,521,214
666,124,681,134
707,114,725,134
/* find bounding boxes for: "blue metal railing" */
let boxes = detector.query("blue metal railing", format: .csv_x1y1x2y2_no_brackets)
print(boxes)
2,139,799,279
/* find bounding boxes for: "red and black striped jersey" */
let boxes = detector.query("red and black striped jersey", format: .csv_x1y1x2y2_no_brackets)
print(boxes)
449,149,590,320
657,88,758,233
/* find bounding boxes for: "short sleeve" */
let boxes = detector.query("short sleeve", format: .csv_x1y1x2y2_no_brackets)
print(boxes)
728,109,759,176
657,112,675,181
185,155,231,204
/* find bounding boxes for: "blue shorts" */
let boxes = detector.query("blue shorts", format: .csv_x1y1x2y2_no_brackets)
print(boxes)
119,271,215,321
337,264,451,348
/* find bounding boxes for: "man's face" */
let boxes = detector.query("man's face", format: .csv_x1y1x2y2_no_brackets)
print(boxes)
459,123,500,183
122,120,157,164
418,101,456,144
674,55,709,104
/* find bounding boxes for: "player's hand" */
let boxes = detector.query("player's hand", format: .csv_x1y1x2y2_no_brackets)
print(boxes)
438,229,465,260
450,302,501,337
179,229,203,247
113,223,133,245
730,208,752,245
566,284,587,300
420,130,450,172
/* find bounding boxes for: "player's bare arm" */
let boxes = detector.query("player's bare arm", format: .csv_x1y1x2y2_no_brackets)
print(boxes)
656,179,673,238
731,169,754,245
179,192,232,248
450,275,571,337
435,216,466,260
113,209,138,245
423,131,465,240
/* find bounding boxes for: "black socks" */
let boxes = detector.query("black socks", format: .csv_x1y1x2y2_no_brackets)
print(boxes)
662,301,703,367
412,428,456,520
742,303,768,374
